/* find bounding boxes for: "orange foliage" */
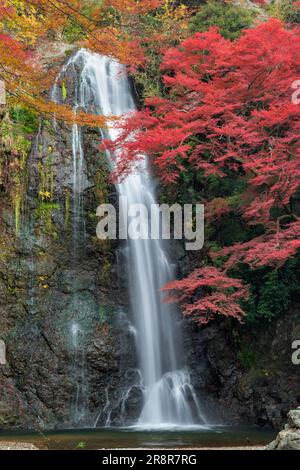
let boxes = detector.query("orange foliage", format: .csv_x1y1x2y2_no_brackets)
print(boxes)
106,0,163,14
0,0,190,123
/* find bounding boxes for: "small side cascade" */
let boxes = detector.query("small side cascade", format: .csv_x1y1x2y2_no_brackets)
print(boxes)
52,59,90,427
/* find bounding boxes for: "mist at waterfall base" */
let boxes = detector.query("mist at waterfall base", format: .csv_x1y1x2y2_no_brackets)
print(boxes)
56,49,208,431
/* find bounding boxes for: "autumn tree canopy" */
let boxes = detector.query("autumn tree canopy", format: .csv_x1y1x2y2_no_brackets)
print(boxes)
105,19,300,323
1,1,299,324
0,0,188,124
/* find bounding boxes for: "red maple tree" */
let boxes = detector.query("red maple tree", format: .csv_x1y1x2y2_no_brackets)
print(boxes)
105,19,300,323
162,267,248,325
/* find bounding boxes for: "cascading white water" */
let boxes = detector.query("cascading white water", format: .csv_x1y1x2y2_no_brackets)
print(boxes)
69,50,206,427
52,63,89,426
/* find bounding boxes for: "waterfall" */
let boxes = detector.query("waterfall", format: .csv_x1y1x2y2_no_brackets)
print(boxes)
60,49,206,428
52,62,89,427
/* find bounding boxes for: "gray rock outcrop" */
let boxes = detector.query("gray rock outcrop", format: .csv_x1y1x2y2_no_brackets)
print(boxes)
267,409,300,450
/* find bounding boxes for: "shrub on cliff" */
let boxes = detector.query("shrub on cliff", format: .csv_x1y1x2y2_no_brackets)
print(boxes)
189,0,257,39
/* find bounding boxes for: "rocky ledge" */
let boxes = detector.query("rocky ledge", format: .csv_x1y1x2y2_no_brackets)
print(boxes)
267,409,300,450
0,442,39,450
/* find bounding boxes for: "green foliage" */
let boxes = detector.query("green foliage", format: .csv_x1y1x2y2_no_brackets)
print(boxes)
64,189,71,228
134,52,164,99
94,165,109,203
0,115,31,155
34,202,60,218
34,202,60,237
98,304,117,325
14,192,22,235
37,159,54,206
238,345,257,370
241,259,300,323
189,0,256,40
62,0,102,43
267,0,300,23
98,305,107,324
0,111,32,234
76,441,87,449
100,259,112,285
160,152,298,326
215,217,251,246
62,21,85,43
62,81,67,101
133,16,164,99
9,105,38,134
256,271,290,319
133,2,188,100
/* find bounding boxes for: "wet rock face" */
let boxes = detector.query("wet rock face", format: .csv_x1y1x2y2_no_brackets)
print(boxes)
0,441,39,450
1,48,298,432
267,408,300,450
0,59,137,430
288,410,300,429
164,232,300,430
182,312,300,429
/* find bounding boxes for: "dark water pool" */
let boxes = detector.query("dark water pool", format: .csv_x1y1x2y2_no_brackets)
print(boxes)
0,426,276,450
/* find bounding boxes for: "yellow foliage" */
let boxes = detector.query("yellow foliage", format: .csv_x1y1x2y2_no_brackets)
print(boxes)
0,1,44,44
0,0,192,123
37,275,49,288
39,190,51,201
155,0,189,40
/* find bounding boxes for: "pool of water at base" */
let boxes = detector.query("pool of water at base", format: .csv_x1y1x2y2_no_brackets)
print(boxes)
0,426,276,450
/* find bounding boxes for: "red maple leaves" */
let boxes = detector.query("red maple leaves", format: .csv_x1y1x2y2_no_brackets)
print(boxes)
162,267,248,325
106,19,300,323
